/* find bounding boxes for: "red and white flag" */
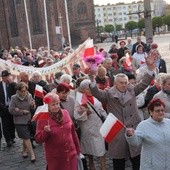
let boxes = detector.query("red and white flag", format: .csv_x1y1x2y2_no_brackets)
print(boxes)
125,53,132,67
83,39,95,57
34,84,44,99
100,113,124,143
32,104,49,121
76,92,87,106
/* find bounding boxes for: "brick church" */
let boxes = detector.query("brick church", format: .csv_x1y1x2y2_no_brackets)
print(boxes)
0,0,96,50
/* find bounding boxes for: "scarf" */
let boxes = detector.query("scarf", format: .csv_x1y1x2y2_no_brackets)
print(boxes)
86,95,94,105
49,109,63,124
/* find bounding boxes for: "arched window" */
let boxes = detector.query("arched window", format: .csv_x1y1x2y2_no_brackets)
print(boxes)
77,2,87,20
7,0,18,37
30,0,42,34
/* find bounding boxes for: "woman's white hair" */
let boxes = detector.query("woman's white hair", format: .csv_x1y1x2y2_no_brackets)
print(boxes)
59,74,72,83
79,79,91,90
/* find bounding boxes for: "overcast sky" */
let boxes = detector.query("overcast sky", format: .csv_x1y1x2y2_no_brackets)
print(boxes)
94,0,170,5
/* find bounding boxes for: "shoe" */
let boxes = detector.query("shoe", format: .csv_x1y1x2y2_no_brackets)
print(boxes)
31,159,36,163
12,139,16,144
22,152,28,159
6,141,12,147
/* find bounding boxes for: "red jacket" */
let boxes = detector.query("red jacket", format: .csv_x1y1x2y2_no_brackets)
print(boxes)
35,109,80,170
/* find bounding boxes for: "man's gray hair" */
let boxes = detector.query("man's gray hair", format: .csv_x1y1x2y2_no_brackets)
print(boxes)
115,73,128,82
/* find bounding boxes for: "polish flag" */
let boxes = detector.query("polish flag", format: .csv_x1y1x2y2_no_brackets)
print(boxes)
34,84,44,99
125,53,132,67
100,113,124,143
32,104,49,121
76,92,87,105
83,39,95,57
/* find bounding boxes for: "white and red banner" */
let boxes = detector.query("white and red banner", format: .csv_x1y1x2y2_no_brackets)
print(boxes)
100,113,124,143
0,38,92,83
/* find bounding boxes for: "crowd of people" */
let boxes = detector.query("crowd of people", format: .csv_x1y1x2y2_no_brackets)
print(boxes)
0,36,170,170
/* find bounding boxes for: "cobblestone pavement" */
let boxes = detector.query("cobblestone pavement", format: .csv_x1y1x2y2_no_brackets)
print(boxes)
0,136,132,170
0,34,170,170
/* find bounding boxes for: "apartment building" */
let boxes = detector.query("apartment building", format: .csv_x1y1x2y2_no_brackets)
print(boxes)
95,1,154,29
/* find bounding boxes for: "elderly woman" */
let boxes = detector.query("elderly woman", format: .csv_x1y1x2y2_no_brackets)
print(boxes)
57,83,75,119
35,93,80,170
9,82,36,163
74,79,107,170
126,98,170,170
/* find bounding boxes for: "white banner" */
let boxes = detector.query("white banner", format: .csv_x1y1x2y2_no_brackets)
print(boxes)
0,39,90,83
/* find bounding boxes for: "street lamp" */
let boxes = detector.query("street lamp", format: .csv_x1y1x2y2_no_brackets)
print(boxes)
96,19,100,41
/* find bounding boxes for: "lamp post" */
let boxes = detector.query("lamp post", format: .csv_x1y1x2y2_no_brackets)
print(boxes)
96,19,100,41
144,0,153,41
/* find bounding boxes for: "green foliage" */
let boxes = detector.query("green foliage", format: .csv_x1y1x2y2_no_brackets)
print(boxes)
125,21,138,30
138,18,145,29
163,14,170,26
96,26,104,33
115,24,122,31
104,24,114,32
152,16,163,29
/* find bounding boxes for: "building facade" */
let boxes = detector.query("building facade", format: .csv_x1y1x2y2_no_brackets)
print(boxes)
153,0,166,16
0,0,96,50
95,1,154,29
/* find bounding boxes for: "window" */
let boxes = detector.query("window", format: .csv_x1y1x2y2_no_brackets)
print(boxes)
8,0,18,37
77,2,87,20
16,0,21,4
30,0,42,34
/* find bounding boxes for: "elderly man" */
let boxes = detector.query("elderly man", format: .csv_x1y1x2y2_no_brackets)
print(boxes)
0,70,16,147
89,51,156,170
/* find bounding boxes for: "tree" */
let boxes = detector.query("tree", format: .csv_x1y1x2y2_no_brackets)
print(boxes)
163,14,170,26
138,18,145,29
125,21,138,30
96,26,104,33
104,24,114,33
152,16,163,30
125,21,138,37
115,24,122,31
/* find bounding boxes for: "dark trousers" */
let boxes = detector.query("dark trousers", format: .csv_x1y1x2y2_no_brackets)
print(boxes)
113,155,140,170
1,111,15,142
0,123,2,139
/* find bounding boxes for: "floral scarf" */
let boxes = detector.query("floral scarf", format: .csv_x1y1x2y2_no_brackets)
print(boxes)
49,109,63,124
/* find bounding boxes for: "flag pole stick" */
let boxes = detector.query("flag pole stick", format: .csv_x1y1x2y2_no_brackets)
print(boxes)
23,0,32,50
64,0,72,48
43,0,50,55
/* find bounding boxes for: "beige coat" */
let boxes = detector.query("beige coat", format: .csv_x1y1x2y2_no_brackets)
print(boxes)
90,73,154,159
74,93,107,156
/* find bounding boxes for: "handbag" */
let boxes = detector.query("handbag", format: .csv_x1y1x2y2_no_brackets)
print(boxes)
77,154,84,170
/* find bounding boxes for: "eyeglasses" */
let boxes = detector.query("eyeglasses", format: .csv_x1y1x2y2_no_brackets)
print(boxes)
19,90,27,93
153,109,165,113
